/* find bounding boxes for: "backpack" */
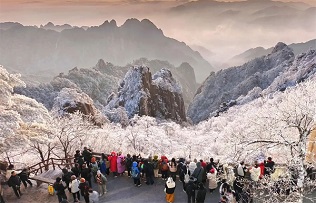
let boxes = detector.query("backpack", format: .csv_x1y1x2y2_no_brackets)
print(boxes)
131,168,139,178
162,162,169,171
91,163,99,173
233,165,238,177
152,160,159,169
184,169,190,183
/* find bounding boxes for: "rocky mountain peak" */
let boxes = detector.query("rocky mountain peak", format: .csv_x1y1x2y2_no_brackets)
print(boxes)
271,42,290,54
107,66,186,123
96,59,106,69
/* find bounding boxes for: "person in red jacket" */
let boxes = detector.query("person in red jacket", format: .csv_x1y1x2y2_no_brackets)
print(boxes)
108,152,118,177
259,162,265,179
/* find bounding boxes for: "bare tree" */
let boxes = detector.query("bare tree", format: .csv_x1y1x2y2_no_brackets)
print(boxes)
52,112,96,163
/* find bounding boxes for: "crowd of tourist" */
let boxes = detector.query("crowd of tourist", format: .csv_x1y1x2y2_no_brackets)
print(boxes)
1,147,280,203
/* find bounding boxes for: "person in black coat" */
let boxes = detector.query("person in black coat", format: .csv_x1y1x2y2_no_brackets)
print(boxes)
7,171,22,199
78,178,90,203
206,158,216,174
233,176,243,202
185,177,197,203
82,147,92,167
71,163,81,178
196,182,207,203
53,177,67,203
143,160,154,185
18,168,32,188
81,164,92,187
62,168,73,193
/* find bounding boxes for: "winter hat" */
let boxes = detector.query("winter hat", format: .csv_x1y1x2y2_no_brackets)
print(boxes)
56,177,61,182
97,170,101,175
80,178,86,183
153,155,158,160
210,168,215,174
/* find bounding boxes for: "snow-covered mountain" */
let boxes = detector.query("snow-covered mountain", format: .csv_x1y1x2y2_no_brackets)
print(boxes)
0,19,213,82
105,66,186,123
225,39,316,68
15,58,197,112
188,42,316,124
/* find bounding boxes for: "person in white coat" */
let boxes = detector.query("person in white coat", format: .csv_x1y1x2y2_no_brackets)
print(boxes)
249,164,261,182
69,175,80,202
188,159,197,175
89,189,99,203
207,168,217,193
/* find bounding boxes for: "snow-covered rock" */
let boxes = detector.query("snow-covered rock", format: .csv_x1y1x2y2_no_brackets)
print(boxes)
106,66,186,123
188,42,295,124
52,88,107,125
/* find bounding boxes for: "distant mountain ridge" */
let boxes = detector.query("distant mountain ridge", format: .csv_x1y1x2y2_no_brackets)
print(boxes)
225,39,316,68
0,19,213,82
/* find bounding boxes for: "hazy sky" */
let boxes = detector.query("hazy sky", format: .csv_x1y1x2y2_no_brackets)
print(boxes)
1,0,315,26
1,0,315,66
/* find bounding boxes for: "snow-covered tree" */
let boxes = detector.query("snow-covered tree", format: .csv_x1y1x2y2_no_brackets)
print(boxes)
51,112,96,162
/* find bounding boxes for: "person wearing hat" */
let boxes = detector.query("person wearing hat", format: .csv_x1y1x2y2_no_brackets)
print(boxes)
165,177,176,203
96,170,107,196
78,178,90,203
69,175,80,202
207,168,217,193
53,177,67,203
7,171,22,199
152,155,159,178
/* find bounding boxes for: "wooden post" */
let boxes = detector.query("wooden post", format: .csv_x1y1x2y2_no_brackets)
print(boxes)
5,152,11,165
52,158,55,170
39,163,42,174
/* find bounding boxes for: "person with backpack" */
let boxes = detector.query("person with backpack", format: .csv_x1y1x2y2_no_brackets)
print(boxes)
161,159,169,180
7,171,22,199
131,161,141,187
53,177,67,203
152,155,160,178
196,182,207,203
91,159,99,183
165,177,176,203
96,170,107,196
192,162,204,183
78,178,90,203
169,158,177,182
18,168,33,188
185,176,197,203
207,168,217,193
69,175,80,202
